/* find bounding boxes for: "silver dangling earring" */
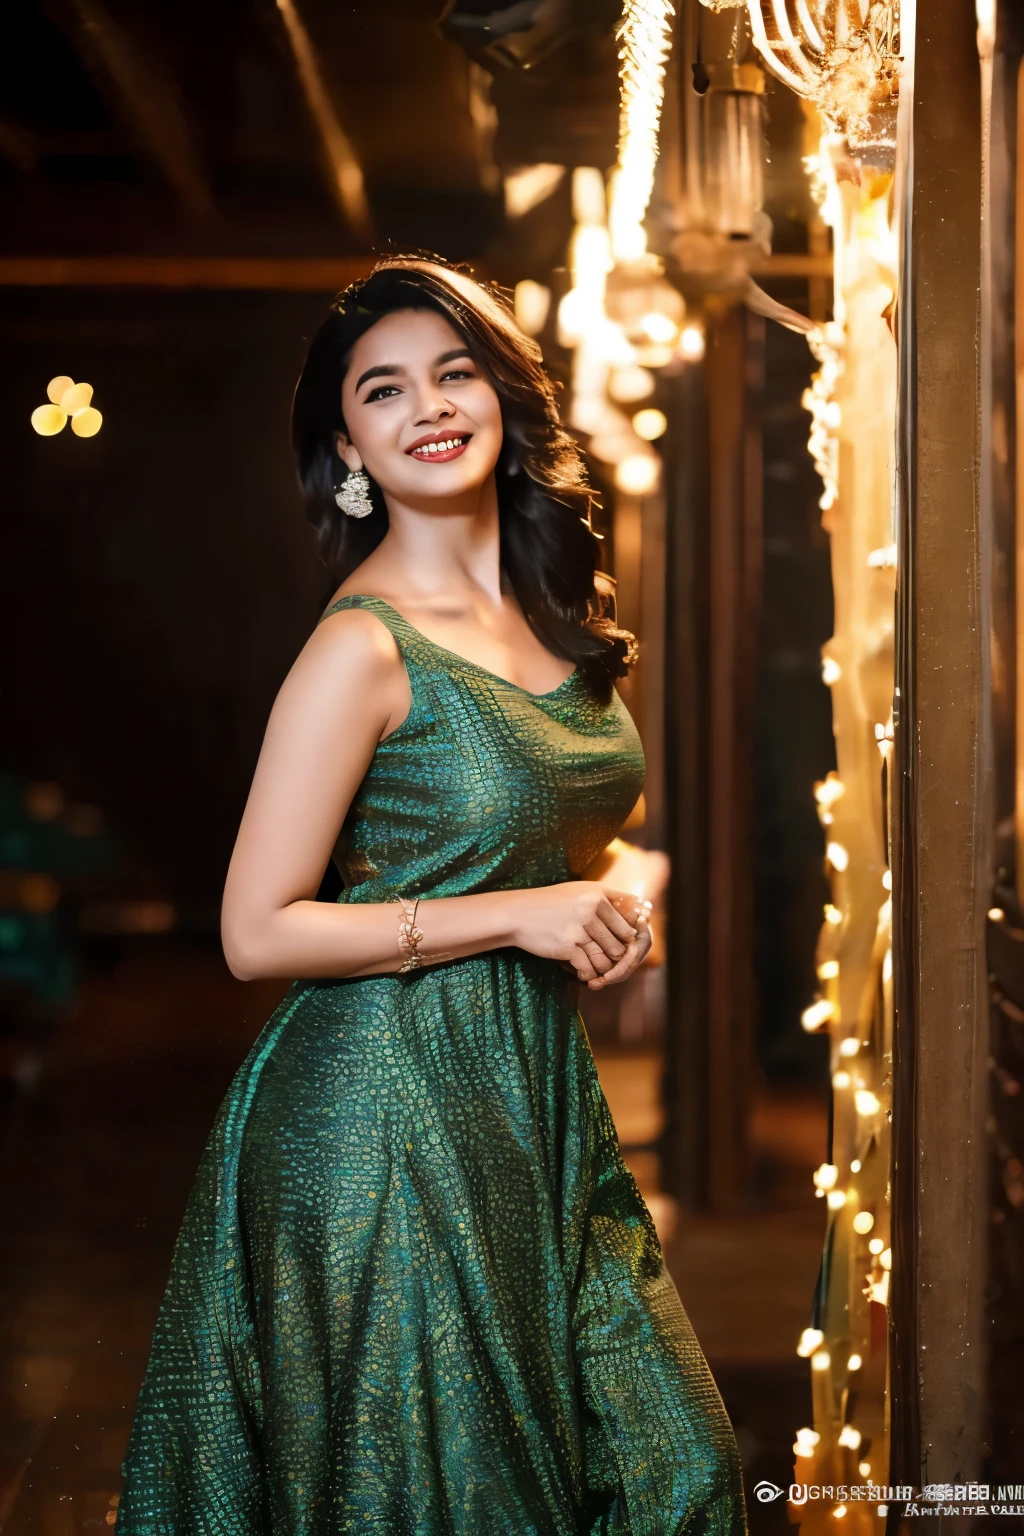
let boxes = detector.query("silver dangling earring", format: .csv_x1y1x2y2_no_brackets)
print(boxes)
335,468,374,519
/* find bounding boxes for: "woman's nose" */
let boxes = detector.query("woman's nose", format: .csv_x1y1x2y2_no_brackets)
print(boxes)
411,383,455,422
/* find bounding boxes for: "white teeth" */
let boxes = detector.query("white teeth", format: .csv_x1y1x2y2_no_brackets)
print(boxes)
414,436,464,456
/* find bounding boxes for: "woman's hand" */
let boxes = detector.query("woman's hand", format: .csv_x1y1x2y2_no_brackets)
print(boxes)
507,882,653,989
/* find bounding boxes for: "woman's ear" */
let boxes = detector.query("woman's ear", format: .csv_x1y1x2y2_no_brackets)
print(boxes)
334,431,363,474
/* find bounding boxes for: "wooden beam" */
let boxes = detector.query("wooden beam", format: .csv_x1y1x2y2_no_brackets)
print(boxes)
889,0,989,1509
60,0,214,221
274,0,374,245
0,256,378,290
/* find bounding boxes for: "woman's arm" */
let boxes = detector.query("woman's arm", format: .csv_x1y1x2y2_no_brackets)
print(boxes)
221,609,648,985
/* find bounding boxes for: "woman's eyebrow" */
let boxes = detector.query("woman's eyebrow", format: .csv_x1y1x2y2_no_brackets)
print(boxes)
355,362,403,392
355,349,473,393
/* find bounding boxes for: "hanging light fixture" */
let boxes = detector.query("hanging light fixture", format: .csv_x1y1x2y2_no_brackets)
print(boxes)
675,4,770,273
700,59,766,239
739,0,902,157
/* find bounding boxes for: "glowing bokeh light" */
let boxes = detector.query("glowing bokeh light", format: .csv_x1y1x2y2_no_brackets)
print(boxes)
60,382,94,414
70,407,103,438
632,408,667,440
614,453,660,495
31,404,68,436
47,375,74,405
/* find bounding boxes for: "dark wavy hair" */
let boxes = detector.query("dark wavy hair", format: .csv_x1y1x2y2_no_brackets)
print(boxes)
290,255,636,701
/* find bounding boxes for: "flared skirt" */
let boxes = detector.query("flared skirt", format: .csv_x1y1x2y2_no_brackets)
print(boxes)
116,952,748,1535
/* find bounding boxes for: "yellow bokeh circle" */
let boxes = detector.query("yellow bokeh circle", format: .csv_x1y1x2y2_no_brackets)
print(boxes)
71,406,103,438
46,375,75,405
31,403,68,436
60,382,94,413
632,408,668,441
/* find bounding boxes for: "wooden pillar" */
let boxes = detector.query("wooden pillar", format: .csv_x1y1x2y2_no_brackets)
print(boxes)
889,0,990,1506
980,0,1024,1491
662,304,763,1209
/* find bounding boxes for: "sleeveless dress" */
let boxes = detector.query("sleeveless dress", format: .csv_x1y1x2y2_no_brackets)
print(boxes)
117,595,748,1536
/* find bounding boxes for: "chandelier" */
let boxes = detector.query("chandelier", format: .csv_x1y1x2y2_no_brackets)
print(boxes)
701,1,902,155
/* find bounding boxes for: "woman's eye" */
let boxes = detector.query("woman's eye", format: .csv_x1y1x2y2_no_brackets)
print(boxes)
365,384,400,402
440,369,472,382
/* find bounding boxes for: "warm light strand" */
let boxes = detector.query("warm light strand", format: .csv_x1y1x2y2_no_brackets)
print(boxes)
609,0,675,262
789,98,902,1518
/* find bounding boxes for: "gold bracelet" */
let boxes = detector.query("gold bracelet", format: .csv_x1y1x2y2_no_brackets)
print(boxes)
397,895,424,973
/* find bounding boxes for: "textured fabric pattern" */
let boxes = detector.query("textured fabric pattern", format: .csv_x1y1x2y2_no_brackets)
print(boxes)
117,595,749,1536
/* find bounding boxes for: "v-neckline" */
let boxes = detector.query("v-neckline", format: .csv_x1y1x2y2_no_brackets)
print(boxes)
331,594,580,702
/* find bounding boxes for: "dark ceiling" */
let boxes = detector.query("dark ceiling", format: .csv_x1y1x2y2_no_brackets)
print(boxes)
1,1,623,265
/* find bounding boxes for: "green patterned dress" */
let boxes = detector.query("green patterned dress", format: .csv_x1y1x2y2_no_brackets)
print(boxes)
117,595,748,1535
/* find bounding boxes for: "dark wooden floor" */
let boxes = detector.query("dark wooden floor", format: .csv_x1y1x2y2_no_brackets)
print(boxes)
0,941,826,1534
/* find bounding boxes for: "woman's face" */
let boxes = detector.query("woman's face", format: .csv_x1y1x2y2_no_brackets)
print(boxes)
336,308,504,505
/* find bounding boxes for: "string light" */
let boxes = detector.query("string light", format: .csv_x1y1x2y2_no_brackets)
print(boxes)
814,772,845,811
801,998,834,1032
609,365,655,402
632,408,668,440
558,4,684,494
803,317,843,512
797,1327,825,1356
609,0,675,262
615,453,660,495
637,311,676,344
794,1426,820,1458
678,324,706,361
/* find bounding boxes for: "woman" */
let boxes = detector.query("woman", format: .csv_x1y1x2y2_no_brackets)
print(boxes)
117,257,748,1535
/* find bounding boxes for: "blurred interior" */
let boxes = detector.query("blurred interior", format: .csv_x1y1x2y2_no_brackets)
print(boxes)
0,3,852,1530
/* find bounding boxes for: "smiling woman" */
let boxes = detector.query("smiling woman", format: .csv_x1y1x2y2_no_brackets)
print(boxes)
115,255,749,1536
291,256,636,699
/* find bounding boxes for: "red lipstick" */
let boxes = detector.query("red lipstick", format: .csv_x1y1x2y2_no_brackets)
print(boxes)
406,430,472,462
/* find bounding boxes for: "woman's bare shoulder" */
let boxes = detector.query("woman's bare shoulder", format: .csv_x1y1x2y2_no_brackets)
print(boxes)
299,601,403,685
